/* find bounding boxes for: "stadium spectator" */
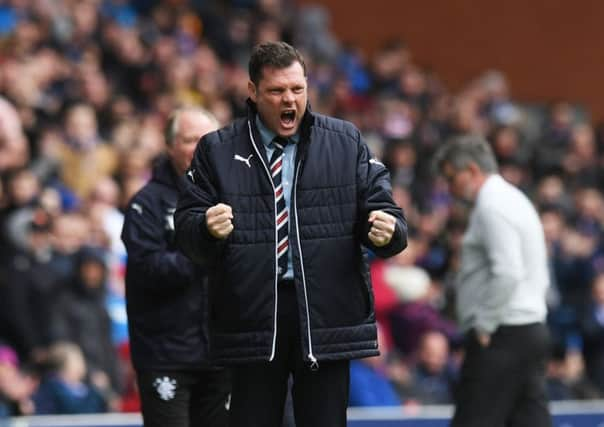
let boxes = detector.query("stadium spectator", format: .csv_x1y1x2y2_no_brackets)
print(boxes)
349,325,403,407
384,253,459,356
349,359,402,407
545,340,601,401
534,102,576,178
369,257,403,351
33,342,107,415
0,343,35,417
580,273,604,393
0,189,59,361
55,103,118,200
175,41,407,427
47,212,91,282
50,245,122,399
434,135,551,426
115,342,140,413
121,107,230,427
348,358,402,407
406,331,456,404
0,95,29,173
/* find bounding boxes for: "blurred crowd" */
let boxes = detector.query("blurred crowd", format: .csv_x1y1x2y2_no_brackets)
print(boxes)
2,0,604,417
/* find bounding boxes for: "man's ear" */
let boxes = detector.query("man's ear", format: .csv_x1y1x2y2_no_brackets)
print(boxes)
248,81,257,102
467,161,481,176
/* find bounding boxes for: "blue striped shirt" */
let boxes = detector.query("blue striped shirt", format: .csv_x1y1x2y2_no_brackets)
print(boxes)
255,116,299,280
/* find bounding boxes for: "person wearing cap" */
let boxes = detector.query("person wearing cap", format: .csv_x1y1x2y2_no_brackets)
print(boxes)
175,41,407,427
434,134,551,427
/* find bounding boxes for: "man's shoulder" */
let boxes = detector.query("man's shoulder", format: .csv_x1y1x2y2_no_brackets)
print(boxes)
478,176,533,215
311,113,359,140
132,179,164,199
126,178,174,215
203,118,247,149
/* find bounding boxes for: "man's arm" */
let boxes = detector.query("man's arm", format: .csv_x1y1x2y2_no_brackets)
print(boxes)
474,206,524,336
121,193,196,292
356,133,407,257
174,139,227,267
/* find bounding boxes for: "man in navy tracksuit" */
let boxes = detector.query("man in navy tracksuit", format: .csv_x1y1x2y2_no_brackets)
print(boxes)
175,42,407,427
121,108,230,427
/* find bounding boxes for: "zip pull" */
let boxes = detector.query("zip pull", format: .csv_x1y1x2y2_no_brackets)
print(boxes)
309,354,319,371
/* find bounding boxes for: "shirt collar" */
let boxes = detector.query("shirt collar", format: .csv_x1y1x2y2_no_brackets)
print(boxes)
476,174,503,204
255,115,299,148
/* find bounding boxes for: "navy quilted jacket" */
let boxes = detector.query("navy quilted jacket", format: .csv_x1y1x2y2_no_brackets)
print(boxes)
122,157,211,370
175,103,407,365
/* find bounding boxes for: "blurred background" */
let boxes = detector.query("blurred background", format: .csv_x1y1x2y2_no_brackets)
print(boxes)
1,0,604,421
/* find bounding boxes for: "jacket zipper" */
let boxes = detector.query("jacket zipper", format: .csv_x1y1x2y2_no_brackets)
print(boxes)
293,161,319,370
247,120,279,361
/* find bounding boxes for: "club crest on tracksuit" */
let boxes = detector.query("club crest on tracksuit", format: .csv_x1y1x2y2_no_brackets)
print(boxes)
153,376,177,401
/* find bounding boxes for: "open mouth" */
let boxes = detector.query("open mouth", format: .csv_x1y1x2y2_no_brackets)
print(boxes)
281,110,296,126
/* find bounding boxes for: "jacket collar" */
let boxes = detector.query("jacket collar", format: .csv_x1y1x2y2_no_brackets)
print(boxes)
151,155,184,192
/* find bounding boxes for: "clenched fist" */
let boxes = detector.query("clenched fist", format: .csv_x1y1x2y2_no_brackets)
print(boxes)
206,203,234,239
368,210,396,247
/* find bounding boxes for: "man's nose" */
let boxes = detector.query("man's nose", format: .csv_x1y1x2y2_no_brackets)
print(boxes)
282,90,295,103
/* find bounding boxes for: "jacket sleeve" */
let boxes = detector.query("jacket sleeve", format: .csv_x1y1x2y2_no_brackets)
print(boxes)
356,131,408,258
121,191,196,292
174,139,226,267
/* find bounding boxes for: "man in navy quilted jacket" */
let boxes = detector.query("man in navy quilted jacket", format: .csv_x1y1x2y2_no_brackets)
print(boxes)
175,42,407,427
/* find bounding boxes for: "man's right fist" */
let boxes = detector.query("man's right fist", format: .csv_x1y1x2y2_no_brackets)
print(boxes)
206,203,234,239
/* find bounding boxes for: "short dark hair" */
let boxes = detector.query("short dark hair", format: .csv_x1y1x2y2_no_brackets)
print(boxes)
248,41,306,86
433,134,499,176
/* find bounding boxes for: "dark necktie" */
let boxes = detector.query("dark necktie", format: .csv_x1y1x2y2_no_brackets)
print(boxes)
270,136,289,277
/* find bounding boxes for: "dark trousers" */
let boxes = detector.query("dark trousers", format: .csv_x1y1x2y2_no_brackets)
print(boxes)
229,283,350,427
137,368,230,427
451,323,552,427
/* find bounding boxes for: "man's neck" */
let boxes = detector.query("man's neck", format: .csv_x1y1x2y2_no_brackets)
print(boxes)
255,115,299,146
